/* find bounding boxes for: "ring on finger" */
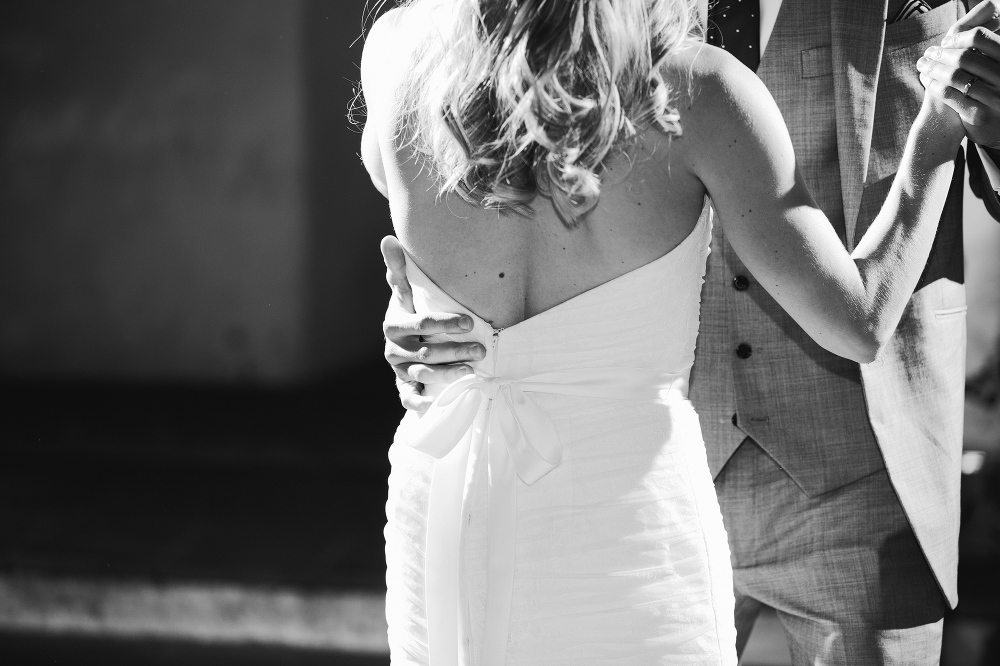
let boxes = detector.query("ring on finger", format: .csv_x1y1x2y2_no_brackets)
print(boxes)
963,75,980,98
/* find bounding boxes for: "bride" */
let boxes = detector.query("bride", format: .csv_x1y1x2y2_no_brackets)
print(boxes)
359,0,963,664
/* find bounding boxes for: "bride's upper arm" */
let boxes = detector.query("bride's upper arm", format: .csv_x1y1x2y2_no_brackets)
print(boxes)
681,46,865,350
682,47,817,241
360,11,400,199
362,120,389,199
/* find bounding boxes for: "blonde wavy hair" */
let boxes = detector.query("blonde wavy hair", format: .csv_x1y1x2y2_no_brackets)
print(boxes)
388,0,697,226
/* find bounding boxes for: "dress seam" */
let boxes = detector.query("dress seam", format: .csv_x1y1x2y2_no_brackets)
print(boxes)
686,447,729,664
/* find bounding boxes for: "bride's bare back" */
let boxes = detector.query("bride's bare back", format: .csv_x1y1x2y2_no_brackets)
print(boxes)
362,8,705,330
361,3,962,360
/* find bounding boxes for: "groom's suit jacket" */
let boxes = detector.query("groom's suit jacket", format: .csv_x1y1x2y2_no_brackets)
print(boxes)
690,0,999,609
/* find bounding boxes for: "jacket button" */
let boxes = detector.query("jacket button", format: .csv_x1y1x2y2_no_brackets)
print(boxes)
736,343,752,359
733,275,750,291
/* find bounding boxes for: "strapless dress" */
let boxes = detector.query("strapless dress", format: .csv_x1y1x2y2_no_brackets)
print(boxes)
384,204,737,665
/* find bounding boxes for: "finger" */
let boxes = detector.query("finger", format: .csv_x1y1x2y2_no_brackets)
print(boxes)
407,362,475,385
921,75,966,116
384,290,414,339
396,376,434,414
941,29,1000,69
952,75,1000,121
381,235,414,313
922,44,1000,90
383,310,477,341
916,53,970,89
942,24,1000,58
401,392,434,414
922,74,986,126
917,59,1000,112
391,364,411,386
946,1,1000,37
385,337,486,366
917,59,1000,121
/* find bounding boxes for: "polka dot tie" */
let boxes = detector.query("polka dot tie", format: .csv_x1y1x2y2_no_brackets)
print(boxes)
707,0,760,72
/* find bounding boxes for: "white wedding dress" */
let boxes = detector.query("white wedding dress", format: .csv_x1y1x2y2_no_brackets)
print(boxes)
384,204,737,665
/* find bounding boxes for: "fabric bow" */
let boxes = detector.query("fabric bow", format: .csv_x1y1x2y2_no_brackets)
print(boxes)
408,373,563,484
403,367,686,666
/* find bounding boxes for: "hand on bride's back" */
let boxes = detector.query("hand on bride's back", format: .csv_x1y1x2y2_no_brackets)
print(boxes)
381,235,486,413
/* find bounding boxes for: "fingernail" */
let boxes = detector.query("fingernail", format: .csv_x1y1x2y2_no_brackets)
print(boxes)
916,57,928,70
941,35,955,48
471,345,486,360
459,315,474,331
925,45,941,59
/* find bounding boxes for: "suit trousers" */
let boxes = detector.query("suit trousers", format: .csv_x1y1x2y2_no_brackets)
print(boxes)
715,438,948,665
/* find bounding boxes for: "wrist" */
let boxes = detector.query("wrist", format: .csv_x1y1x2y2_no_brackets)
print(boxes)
914,100,964,157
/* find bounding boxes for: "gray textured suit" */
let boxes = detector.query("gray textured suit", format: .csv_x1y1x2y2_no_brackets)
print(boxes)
688,0,997,662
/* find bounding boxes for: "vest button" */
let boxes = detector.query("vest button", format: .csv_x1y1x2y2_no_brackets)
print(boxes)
731,412,738,426
733,275,750,291
736,343,753,359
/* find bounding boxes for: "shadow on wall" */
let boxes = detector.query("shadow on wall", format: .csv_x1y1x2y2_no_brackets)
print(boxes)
302,0,392,382
0,0,391,385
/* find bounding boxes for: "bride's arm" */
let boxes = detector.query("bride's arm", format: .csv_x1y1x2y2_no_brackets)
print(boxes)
680,46,965,364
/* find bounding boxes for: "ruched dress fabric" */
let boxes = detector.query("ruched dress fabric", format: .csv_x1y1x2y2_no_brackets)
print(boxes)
384,205,737,666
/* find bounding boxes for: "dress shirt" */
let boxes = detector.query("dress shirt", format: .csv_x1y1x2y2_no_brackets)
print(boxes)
698,0,783,54
976,146,1000,191
759,0,783,53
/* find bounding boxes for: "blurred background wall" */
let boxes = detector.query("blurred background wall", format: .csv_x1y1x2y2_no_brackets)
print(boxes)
0,0,388,384
966,178,1000,376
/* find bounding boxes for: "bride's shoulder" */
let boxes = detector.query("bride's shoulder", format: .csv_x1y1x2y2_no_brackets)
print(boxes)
361,5,431,93
365,3,424,45
660,42,782,144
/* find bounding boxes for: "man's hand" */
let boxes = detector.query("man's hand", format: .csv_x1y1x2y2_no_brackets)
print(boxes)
381,236,486,413
917,0,1000,148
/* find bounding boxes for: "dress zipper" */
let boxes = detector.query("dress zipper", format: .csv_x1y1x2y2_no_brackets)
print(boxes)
483,325,503,424
491,327,502,355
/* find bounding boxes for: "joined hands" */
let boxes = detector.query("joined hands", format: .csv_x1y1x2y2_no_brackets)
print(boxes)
917,0,1000,151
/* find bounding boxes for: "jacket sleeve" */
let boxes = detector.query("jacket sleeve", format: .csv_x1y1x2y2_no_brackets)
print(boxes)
966,144,1000,223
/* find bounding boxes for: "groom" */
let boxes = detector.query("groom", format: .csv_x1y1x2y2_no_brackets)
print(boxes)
378,0,1000,663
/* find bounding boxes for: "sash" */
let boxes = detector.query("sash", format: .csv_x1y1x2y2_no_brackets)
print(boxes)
405,367,688,665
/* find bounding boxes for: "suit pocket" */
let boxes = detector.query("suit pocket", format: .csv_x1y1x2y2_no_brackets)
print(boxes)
801,45,833,79
934,305,968,320
884,2,957,52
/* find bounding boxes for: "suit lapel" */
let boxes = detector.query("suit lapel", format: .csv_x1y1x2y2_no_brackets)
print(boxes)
831,0,888,250
756,0,802,87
